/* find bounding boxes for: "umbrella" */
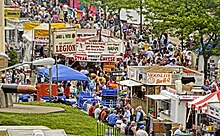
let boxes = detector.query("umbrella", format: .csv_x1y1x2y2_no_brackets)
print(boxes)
80,70,89,75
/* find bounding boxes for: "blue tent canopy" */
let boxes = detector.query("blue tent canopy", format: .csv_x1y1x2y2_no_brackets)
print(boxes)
38,64,88,81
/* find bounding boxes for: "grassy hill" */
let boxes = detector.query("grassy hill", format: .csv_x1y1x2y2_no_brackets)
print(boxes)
0,102,98,136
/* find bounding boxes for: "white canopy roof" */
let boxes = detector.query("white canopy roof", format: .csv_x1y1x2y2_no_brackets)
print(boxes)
118,80,143,87
145,95,170,100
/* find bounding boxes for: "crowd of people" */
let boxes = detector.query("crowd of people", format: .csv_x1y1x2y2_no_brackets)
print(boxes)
1,68,31,85
89,103,149,136
5,1,219,136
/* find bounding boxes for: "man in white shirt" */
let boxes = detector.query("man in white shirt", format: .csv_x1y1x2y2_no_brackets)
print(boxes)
94,105,103,119
136,125,148,136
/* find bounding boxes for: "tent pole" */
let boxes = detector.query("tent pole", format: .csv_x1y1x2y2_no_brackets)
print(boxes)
56,56,58,84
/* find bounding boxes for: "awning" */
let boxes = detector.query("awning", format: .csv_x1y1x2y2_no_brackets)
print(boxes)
145,95,170,100
118,80,143,87
187,90,220,111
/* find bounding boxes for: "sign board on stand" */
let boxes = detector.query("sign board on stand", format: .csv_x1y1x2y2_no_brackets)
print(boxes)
53,30,77,54
145,73,172,85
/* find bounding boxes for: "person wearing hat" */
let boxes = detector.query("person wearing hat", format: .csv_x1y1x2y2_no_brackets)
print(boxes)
136,125,148,136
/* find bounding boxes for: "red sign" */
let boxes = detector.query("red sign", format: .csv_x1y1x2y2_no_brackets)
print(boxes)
179,96,200,100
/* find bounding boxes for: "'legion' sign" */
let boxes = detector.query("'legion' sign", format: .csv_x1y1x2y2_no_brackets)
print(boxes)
53,30,77,54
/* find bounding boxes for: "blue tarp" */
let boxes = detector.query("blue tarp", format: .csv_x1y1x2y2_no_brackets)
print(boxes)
38,64,88,81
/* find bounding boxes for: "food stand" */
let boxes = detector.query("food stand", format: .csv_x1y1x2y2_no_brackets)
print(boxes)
187,90,220,135
127,66,204,134
127,65,204,115
206,102,220,136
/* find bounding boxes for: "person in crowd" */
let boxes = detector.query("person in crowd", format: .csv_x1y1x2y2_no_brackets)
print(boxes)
103,109,111,123
94,105,103,119
136,125,148,136
116,115,123,130
115,104,124,115
120,119,127,134
5,69,12,84
100,107,108,121
136,106,145,130
107,110,118,127
125,121,136,136
174,125,184,135
64,82,71,99
124,106,131,123
88,102,96,117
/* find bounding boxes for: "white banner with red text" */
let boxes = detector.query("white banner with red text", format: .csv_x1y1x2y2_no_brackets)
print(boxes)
76,42,122,55
62,53,123,62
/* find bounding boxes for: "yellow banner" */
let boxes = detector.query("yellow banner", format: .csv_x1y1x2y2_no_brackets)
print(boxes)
4,8,20,18
24,22,40,30
34,30,49,37
24,22,66,30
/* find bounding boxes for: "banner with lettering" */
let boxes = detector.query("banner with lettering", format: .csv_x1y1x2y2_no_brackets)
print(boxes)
53,30,77,54
4,8,20,18
71,53,116,62
76,42,121,54
146,73,172,85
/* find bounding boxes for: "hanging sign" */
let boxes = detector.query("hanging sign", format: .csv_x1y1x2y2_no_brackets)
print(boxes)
53,30,77,54
146,73,172,85
77,42,121,54
34,29,49,46
4,8,20,18
71,54,116,62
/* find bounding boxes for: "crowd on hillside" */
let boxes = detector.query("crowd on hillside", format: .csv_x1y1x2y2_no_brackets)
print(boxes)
5,1,217,135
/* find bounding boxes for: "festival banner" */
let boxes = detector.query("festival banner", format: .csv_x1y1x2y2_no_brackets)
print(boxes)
145,73,172,85
53,30,77,54
71,53,117,62
77,42,121,54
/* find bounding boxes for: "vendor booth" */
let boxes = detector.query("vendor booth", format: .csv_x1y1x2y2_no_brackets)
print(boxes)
145,87,203,133
37,64,88,101
127,65,204,115
187,90,220,134
38,64,88,81
206,102,220,136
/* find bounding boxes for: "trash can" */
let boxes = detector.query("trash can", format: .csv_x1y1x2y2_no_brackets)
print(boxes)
164,122,172,136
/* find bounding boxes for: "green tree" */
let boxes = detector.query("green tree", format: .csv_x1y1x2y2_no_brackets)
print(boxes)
144,0,220,79
8,48,18,66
